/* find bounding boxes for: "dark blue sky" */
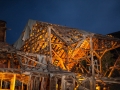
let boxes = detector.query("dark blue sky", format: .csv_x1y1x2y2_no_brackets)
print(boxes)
0,0,120,44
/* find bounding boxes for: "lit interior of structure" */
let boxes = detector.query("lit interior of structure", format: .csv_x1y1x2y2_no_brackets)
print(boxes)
0,19,120,90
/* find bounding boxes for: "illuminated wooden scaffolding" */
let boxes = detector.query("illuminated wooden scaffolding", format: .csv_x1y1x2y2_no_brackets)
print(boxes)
0,42,75,90
0,19,120,90
14,19,120,75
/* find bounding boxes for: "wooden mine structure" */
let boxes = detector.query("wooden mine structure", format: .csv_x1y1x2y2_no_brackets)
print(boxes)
0,19,120,90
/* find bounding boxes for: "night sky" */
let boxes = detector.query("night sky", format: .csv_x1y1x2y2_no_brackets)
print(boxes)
0,0,120,44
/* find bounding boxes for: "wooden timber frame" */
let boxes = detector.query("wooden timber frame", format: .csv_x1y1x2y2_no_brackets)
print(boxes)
14,20,120,72
13,19,120,90
0,19,120,89
0,42,75,90
0,70,75,90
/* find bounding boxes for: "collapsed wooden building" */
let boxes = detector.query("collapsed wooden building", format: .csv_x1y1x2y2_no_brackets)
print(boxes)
0,19,120,90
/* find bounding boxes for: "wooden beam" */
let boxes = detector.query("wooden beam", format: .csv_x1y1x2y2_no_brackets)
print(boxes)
10,74,16,90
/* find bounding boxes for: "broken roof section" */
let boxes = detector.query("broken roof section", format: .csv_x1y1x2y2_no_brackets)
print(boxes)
14,19,94,50
13,19,120,71
14,19,36,49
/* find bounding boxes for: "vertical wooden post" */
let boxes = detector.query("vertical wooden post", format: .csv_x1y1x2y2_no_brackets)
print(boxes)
22,82,24,90
40,77,44,90
61,76,65,90
0,79,3,89
99,58,102,74
8,60,10,68
47,27,52,63
4,81,8,89
73,76,75,90
49,75,57,90
90,36,95,90
66,46,69,70
18,86,21,90
10,74,16,90
27,84,29,90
